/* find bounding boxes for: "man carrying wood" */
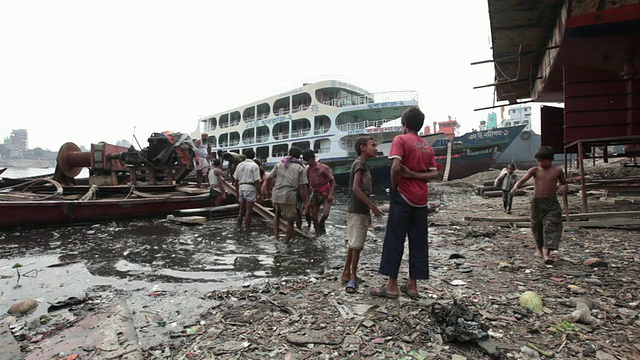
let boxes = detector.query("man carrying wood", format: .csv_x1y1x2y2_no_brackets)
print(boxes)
268,147,309,244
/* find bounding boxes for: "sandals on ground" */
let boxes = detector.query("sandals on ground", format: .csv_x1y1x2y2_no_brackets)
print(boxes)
345,279,358,294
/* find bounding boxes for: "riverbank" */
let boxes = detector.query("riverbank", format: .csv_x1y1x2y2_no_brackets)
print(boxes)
2,159,639,359
0,159,55,170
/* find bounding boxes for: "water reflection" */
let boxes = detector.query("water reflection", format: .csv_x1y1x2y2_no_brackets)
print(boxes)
0,186,450,287
0,209,345,286
0,187,415,295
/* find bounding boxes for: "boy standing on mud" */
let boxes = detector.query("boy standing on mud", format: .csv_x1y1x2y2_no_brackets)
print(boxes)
494,163,518,214
511,146,567,264
371,106,438,299
342,137,383,294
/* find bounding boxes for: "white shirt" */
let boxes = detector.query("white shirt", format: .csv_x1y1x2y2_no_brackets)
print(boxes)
233,159,260,191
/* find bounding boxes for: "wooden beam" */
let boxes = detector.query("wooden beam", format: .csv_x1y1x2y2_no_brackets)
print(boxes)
464,210,640,222
221,179,315,241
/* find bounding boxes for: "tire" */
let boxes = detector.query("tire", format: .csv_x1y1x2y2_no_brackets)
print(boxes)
520,131,532,140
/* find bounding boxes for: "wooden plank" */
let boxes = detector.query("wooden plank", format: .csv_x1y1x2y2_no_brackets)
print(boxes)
175,204,239,216
465,210,640,222
493,219,640,228
175,186,209,195
221,180,314,240
570,219,640,228
132,190,173,198
166,215,207,225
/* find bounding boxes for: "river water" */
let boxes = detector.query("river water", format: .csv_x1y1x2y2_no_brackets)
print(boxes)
0,166,89,179
0,168,455,349
0,176,396,332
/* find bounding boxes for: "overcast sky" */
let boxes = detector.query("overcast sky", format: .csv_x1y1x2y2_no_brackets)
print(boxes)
0,0,536,151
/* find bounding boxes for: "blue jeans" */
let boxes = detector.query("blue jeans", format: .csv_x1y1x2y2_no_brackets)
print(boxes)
379,191,429,279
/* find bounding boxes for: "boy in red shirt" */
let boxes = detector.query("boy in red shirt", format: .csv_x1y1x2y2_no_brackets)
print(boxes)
371,106,439,299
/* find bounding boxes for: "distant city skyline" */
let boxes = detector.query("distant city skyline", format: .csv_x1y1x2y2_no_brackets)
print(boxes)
2,128,132,154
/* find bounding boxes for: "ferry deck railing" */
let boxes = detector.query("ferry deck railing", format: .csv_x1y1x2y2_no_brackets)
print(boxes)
322,90,418,108
337,119,387,132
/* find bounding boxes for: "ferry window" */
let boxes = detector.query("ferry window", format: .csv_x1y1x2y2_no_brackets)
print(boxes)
256,146,269,162
220,114,229,128
292,141,310,151
219,133,229,147
229,131,240,146
242,129,255,144
273,122,289,140
230,111,241,126
243,107,255,122
209,117,217,130
272,144,288,158
313,139,331,154
292,93,311,112
314,115,330,134
273,97,290,116
292,118,311,138
255,126,270,143
256,103,270,119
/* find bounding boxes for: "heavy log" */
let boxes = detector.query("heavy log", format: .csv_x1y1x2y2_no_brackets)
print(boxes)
483,190,525,198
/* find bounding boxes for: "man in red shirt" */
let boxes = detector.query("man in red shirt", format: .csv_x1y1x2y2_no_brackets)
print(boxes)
371,106,439,299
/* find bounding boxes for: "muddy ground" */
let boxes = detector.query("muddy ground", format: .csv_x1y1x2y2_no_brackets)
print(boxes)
3,159,640,359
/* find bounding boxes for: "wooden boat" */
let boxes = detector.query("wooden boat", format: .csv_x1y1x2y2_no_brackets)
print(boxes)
0,132,228,229
433,124,527,180
0,185,214,228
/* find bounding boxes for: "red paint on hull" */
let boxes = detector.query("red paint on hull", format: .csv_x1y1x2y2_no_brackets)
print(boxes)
0,196,212,228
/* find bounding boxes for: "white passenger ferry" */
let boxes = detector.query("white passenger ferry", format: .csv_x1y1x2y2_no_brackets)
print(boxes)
197,77,419,167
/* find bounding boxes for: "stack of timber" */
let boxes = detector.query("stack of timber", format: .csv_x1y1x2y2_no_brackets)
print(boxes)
475,180,525,198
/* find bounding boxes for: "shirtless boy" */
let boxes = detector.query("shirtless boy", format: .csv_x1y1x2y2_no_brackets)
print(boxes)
302,149,336,235
511,146,567,264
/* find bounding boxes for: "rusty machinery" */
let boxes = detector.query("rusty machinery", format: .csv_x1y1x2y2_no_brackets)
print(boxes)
54,132,196,186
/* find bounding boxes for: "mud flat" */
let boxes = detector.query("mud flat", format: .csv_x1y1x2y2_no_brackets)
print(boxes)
2,159,639,359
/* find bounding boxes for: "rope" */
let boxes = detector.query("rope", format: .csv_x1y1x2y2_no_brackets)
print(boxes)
79,184,98,201
125,185,135,200
7,178,64,201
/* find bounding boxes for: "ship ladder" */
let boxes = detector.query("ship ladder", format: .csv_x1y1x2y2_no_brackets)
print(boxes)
442,140,453,182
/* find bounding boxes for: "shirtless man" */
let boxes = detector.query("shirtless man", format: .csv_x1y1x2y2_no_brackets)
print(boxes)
511,146,568,264
302,149,336,235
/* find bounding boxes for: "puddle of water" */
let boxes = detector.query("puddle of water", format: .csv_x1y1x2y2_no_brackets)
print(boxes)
0,186,458,347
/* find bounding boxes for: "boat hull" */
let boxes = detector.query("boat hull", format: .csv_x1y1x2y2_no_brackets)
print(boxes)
0,195,213,228
493,131,567,170
438,152,494,181
333,152,495,187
